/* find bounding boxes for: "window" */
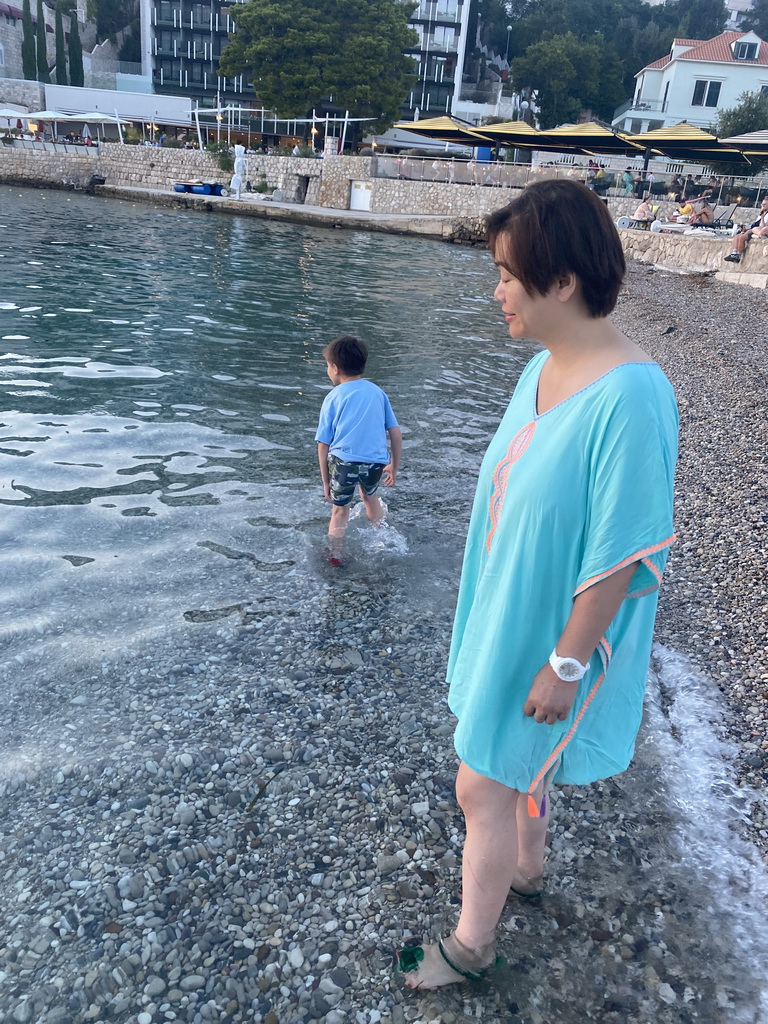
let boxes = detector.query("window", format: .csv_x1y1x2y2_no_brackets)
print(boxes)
692,80,721,107
0,42,4,67
734,41,758,60
761,85,768,96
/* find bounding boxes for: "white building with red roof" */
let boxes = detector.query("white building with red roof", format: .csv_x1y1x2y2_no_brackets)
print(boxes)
612,31,768,133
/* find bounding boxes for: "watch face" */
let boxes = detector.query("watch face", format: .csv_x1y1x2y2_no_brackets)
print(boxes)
558,659,581,680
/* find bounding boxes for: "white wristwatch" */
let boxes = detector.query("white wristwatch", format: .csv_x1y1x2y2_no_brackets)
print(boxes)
549,648,590,682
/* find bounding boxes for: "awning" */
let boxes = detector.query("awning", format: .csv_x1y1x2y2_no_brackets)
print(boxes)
530,121,644,156
391,116,492,145
468,119,542,146
625,121,754,165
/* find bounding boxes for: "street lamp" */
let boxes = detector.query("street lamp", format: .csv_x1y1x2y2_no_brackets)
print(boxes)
505,24,513,64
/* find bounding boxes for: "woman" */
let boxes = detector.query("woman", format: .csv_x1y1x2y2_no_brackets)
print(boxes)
632,197,655,224
398,180,677,989
621,167,634,196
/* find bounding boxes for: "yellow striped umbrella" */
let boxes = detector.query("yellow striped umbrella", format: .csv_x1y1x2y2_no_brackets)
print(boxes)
469,119,542,145
392,116,492,145
625,122,750,163
530,121,643,155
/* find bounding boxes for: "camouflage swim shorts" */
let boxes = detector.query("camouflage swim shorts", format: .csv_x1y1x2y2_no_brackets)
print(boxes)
328,455,385,506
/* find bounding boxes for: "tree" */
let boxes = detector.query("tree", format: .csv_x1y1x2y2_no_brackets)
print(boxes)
510,31,624,127
669,0,727,40
36,0,51,82
709,91,768,175
218,0,419,131
68,13,84,87
22,0,36,80
741,0,768,38
55,6,68,85
87,0,138,41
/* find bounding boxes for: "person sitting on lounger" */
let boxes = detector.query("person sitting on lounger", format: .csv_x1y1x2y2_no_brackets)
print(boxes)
632,199,654,223
668,200,694,223
724,197,768,263
688,199,713,226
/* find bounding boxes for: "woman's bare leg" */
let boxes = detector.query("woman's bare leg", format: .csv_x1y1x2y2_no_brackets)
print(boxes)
511,787,549,893
402,762,519,990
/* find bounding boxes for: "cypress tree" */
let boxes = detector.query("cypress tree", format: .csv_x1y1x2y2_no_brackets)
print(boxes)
22,0,36,80
55,7,68,85
68,14,84,87
36,0,51,82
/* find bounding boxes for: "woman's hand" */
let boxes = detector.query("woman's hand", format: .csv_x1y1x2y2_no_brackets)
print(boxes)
523,664,579,725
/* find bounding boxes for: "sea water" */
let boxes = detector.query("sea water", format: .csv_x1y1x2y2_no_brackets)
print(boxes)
0,186,766,1021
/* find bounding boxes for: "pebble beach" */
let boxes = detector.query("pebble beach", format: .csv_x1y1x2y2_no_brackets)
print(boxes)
1,258,767,1024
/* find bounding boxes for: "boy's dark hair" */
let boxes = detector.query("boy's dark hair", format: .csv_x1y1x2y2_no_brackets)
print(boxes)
486,179,625,318
323,335,368,376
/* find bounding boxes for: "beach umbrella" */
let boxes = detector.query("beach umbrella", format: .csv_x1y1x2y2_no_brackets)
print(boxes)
468,119,542,146
718,129,768,158
391,115,492,146
23,109,78,139
0,107,28,121
528,121,643,156
624,121,750,164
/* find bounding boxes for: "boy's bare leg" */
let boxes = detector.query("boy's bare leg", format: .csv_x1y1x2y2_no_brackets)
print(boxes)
360,491,384,525
328,504,350,548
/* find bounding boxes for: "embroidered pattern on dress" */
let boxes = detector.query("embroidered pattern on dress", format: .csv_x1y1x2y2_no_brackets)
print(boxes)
486,421,536,552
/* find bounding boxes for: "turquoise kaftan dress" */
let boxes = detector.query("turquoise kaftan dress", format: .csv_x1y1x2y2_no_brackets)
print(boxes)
447,352,678,808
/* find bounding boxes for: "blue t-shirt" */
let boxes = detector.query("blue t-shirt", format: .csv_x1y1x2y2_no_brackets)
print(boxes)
315,379,398,464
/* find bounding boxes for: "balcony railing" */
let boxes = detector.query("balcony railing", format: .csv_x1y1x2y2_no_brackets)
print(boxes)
613,97,667,119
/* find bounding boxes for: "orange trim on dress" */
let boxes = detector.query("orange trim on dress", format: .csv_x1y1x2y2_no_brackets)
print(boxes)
526,639,611,818
486,421,536,553
572,534,676,597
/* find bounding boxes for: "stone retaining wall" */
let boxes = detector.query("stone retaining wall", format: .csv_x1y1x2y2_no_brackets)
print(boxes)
371,179,520,217
619,226,768,281
0,143,101,189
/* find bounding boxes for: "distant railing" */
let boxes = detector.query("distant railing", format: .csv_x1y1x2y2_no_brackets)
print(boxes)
613,97,667,119
372,154,768,204
88,58,143,76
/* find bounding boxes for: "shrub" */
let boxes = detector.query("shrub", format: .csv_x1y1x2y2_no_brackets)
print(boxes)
206,140,234,173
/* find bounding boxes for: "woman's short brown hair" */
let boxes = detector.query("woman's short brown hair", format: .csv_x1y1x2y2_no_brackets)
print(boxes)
486,179,626,318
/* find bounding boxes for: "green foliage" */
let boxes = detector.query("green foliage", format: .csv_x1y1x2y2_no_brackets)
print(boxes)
163,137,183,148
510,31,624,128
206,141,235,172
36,0,51,82
709,91,768,175
218,0,419,132
22,0,37,80
672,0,727,40
741,0,768,37
118,22,141,62
68,13,84,86
494,0,729,125
88,0,137,40
55,6,67,85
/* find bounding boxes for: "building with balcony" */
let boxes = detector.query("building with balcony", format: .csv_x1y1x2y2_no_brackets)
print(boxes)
139,0,251,106
612,30,768,133
401,0,470,119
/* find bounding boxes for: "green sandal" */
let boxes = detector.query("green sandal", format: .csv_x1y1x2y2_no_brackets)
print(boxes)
398,935,503,986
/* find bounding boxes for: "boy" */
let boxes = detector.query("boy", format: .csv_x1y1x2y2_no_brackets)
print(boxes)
315,335,401,547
